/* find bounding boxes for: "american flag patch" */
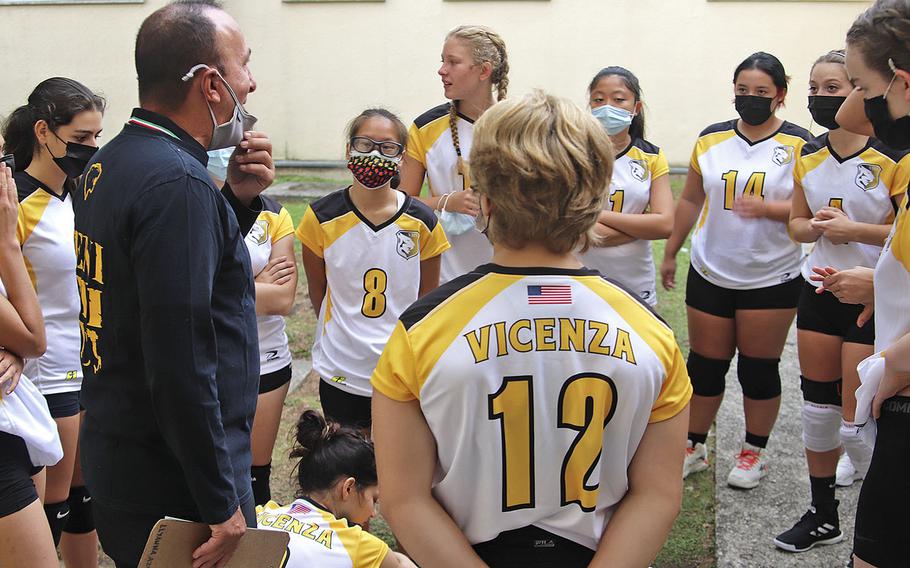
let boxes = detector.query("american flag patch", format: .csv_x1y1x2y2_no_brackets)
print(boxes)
527,285,572,305
289,502,311,515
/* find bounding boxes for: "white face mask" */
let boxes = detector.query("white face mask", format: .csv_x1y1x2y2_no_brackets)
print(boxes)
206,147,233,181
182,64,258,150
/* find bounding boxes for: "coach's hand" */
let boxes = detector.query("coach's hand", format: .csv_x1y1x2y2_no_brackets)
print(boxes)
873,360,910,419
227,131,276,206
192,507,246,568
810,266,874,306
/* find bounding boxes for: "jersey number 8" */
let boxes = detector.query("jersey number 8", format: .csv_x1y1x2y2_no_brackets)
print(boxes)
361,268,388,318
488,373,618,513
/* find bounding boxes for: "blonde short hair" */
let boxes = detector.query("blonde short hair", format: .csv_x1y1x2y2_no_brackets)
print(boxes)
470,90,614,254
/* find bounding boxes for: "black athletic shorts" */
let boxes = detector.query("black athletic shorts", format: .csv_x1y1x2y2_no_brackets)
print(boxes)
854,396,910,567
319,379,371,430
44,390,81,419
0,431,40,517
258,364,292,395
685,265,801,318
473,525,595,568
796,281,875,345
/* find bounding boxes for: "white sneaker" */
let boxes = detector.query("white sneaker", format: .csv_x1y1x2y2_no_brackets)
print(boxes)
683,440,709,479
835,452,862,487
727,443,767,489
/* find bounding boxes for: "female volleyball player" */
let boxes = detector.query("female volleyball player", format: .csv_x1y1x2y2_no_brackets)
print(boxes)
661,53,812,489
581,66,673,306
373,90,691,568
774,49,910,553
2,77,104,565
297,109,448,430
398,25,509,284
256,410,415,567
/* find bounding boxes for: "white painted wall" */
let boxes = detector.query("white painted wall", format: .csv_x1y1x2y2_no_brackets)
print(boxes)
0,0,871,165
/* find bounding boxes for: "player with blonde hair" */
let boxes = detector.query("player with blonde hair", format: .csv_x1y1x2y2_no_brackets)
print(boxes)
399,25,509,284
373,90,691,568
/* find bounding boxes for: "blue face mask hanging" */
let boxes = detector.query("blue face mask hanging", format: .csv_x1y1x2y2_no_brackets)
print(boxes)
592,104,634,135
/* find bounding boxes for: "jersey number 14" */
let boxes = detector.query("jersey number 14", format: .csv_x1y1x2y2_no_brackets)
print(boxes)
722,170,766,210
488,373,618,513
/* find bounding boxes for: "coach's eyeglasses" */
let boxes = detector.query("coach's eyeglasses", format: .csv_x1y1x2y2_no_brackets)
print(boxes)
350,136,404,158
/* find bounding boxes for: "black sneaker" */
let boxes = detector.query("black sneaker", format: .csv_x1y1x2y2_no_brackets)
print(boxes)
773,501,843,553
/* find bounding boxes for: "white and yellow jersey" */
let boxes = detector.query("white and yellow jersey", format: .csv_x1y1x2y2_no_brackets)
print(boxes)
874,193,910,352
579,138,669,306
796,134,910,284
371,264,691,551
257,499,389,568
15,172,81,394
246,195,295,375
296,188,449,396
690,120,812,289
408,103,492,284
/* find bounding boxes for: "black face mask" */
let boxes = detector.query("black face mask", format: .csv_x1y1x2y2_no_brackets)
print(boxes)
47,131,97,179
865,94,910,150
808,95,846,130
735,95,775,126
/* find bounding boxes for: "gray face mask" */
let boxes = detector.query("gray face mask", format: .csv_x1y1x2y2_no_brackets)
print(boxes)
182,64,258,150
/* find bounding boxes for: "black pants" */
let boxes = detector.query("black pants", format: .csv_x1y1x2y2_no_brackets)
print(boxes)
94,497,256,568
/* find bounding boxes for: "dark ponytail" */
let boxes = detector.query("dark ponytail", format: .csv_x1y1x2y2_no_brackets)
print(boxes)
290,410,376,495
1,77,105,172
588,66,646,140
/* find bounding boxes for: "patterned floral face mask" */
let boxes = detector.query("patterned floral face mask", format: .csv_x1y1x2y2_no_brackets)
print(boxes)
347,150,400,189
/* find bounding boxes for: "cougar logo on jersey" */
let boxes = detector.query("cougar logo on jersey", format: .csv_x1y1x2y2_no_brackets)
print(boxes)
396,230,420,260
629,159,648,182
250,219,269,245
855,163,882,191
83,163,102,200
772,145,795,166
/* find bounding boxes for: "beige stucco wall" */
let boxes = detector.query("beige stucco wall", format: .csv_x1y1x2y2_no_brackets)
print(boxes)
0,0,871,166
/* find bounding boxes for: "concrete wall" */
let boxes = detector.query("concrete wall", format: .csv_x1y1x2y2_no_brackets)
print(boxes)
0,0,871,165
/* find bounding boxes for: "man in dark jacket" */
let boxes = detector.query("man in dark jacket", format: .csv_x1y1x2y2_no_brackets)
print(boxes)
71,1,275,566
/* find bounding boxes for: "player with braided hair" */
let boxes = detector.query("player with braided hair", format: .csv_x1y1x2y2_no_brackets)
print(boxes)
399,25,510,284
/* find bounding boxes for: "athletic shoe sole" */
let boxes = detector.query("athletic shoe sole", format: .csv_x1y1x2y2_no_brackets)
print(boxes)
773,533,843,553
727,468,767,489
835,474,864,487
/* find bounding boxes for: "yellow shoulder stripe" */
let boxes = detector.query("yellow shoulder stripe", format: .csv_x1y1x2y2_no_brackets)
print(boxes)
891,199,910,273
691,131,737,175
797,146,829,179
17,190,52,246
406,115,450,167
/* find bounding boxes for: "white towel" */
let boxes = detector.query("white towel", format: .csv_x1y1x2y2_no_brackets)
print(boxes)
0,375,63,467
854,352,885,449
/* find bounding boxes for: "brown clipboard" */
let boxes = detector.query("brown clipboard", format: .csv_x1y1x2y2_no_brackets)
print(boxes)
138,518,290,567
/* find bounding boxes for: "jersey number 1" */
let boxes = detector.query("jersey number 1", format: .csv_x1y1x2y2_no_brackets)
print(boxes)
488,373,618,512
722,170,766,210
361,268,388,318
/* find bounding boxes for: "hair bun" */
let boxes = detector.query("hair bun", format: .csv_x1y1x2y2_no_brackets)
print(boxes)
290,409,337,460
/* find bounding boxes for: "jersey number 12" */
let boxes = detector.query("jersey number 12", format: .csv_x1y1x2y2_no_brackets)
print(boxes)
488,373,618,513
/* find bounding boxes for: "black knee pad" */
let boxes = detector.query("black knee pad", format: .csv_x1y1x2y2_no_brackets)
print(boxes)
687,351,731,397
251,463,272,506
799,375,843,406
737,355,781,400
44,500,70,546
63,485,95,535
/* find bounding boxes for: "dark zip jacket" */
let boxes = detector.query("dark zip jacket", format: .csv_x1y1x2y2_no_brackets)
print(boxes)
72,108,261,524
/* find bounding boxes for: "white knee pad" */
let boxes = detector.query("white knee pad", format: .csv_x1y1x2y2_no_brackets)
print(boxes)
802,403,842,452
840,421,873,477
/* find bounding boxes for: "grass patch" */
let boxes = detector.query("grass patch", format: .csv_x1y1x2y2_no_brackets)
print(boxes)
275,173,347,185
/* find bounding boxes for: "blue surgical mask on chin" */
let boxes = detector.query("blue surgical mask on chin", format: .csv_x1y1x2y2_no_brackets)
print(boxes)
207,147,233,182
592,104,634,136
